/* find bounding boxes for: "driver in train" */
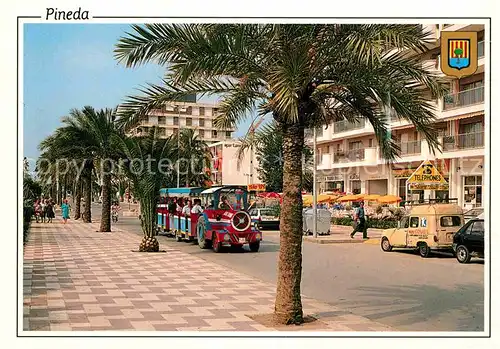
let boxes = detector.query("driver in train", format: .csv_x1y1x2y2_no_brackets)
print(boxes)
218,195,231,210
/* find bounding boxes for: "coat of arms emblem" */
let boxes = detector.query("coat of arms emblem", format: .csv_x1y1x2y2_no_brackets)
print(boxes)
440,31,478,78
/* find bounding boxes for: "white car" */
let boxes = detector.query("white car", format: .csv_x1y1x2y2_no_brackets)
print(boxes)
250,208,280,230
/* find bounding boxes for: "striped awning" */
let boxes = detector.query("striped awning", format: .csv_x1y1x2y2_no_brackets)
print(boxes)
442,110,484,122
390,110,484,130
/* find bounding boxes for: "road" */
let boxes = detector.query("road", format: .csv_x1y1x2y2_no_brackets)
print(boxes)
91,204,484,332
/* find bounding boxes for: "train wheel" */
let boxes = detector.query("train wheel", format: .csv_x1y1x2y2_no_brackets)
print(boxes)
175,230,183,242
249,241,260,252
197,218,209,249
212,233,222,253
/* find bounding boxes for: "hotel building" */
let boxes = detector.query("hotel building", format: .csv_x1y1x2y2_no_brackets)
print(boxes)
312,24,486,209
132,95,235,144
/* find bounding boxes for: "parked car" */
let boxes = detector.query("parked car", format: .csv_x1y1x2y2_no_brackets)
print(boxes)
381,202,464,258
452,214,484,263
463,207,484,223
250,207,280,230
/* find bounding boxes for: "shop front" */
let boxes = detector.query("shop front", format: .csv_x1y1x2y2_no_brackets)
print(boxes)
457,157,484,208
321,174,345,193
393,159,451,202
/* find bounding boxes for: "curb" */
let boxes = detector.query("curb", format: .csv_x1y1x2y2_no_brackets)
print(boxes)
363,238,381,245
330,225,385,233
303,237,365,244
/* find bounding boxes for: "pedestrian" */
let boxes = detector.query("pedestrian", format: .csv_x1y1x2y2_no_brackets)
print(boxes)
61,199,70,224
46,200,55,223
40,199,47,223
111,202,120,222
350,201,368,239
34,200,41,223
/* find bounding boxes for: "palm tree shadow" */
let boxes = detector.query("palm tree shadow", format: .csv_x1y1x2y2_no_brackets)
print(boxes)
335,283,484,331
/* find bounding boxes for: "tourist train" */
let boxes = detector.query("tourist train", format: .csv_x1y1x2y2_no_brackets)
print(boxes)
156,185,262,252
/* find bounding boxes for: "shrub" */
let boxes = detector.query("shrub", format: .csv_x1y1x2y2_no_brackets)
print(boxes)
392,207,405,220
23,205,33,245
331,216,398,229
267,205,281,217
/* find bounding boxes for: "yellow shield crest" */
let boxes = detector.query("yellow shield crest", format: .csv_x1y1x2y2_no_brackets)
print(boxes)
440,31,478,78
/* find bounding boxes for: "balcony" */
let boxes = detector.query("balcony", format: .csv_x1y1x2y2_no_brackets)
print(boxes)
332,148,365,163
333,119,365,133
398,140,421,156
332,151,345,163
443,86,484,111
442,132,484,151
346,148,365,161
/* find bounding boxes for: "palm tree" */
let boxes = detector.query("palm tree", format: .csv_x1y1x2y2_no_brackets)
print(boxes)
176,128,211,187
116,127,176,251
114,24,445,324
236,121,314,193
39,107,120,231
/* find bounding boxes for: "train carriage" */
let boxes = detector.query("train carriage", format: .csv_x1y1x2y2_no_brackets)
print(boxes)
196,186,262,252
156,188,171,235
167,187,204,242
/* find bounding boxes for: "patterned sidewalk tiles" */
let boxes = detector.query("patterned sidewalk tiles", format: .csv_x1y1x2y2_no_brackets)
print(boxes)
22,219,393,332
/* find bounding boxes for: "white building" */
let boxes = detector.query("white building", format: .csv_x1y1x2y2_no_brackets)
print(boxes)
312,24,486,209
208,140,263,187
132,95,235,144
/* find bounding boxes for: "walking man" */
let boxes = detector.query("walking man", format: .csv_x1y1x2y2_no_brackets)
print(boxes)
350,201,368,239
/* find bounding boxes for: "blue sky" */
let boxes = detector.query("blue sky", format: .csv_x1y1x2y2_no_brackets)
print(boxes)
23,23,257,164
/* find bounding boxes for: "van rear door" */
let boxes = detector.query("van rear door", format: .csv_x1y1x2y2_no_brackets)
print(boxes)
438,215,463,243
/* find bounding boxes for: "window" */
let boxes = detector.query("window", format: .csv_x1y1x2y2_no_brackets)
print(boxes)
368,139,373,147
410,217,419,228
173,117,179,126
471,221,484,235
440,216,462,227
351,180,361,195
186,118,192,126
464,176,482,207
212,130,218,138
226,131,232,139
199,129,205,138
460,80,484,91
199,118,205,127
398,179,407,201
349,141,363,150
199,107,205,116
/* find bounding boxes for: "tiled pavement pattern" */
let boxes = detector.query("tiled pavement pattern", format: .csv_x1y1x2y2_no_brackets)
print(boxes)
23,219,392,332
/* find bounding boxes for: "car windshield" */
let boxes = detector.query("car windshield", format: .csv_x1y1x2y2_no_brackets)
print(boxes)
218,188,246,210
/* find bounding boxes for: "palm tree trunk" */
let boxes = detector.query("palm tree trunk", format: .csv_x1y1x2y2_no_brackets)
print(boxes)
74,179,82,220
140,189,156,238
99,165,112,232
274,122,304,325
82,169,92,223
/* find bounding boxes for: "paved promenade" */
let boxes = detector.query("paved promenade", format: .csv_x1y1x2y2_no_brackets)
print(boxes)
23,219,392,332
